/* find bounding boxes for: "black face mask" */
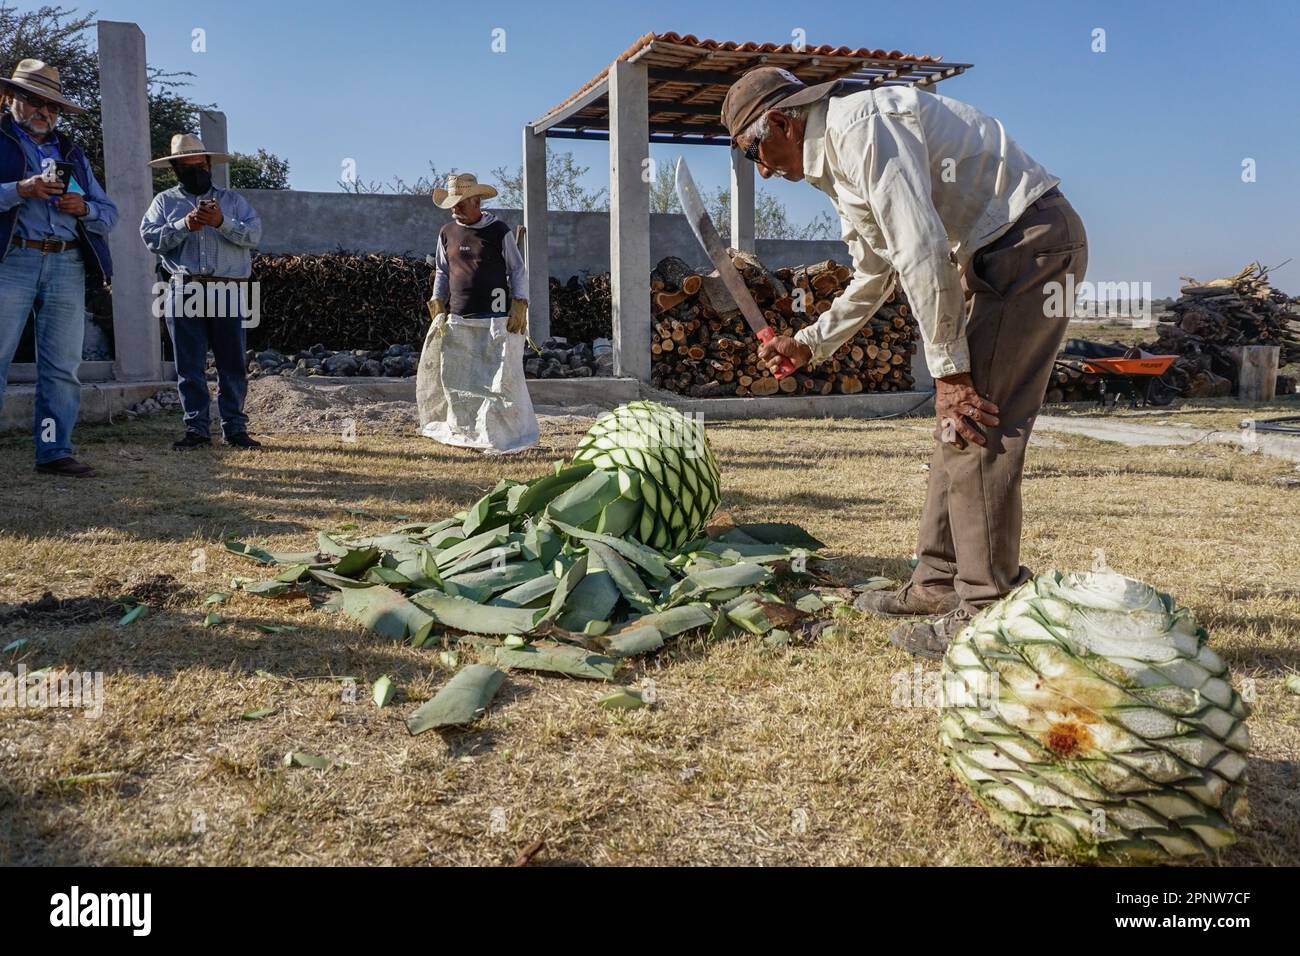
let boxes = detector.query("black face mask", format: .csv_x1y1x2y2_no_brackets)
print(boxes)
176,165,212,195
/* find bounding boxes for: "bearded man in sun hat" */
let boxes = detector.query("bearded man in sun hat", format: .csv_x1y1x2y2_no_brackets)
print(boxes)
722,66,1088,659
0,59,118,479
416,172,537,453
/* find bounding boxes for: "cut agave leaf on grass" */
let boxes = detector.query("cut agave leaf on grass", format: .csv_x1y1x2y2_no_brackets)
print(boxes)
241,707,275,720
204,591,231,605
598,688,646,710
503,634,527,649
554,566,618,633
338,585,435,642
116,603,146,627
254,623,299,634
795,592,827,614
202,610,222,628
441,543,522,578
605,625,663,658
494,642,620,680
445,560,545,598
616,603,715,637
435,527,511,569
240,580,306,598
520,522,562,565
491,573,560,609
372,675,395,708
364,566,411,587
672,562,771,601
545,552,589,619
727,599,804,636
1285,674,1300,696
507,462,595,516
317,532,350,558
274,563,311,583
283,751,336,770
544,470,621,528
412,590,546,635
549,520,670,580
3,638,29,653
406,664,506,734
309,569,375,590
332,547,381,578
853,576,896,592
586,541,654,614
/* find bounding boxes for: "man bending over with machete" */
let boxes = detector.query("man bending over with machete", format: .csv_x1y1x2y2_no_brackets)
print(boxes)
722,67,1088,659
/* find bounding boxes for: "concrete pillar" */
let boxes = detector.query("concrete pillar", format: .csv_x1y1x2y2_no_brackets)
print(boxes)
97,21,162,382
910,347,934,393
729,147,754,252
608,59,651,382
199,109,230,189
521,125,550,341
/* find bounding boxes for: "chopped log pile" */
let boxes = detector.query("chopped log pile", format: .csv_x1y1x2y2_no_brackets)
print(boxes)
548,274,613,342
1044,359,1102,405
1140,262,1300,395
249,253,433,351
649,253,917,398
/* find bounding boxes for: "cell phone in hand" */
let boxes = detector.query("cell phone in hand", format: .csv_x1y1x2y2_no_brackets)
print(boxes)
50,161,74,189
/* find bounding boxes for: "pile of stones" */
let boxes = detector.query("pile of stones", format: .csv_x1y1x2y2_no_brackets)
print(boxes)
243,344,420,379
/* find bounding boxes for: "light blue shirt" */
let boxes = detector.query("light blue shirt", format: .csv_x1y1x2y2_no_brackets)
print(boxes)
0,120,117,241
139,184,262,278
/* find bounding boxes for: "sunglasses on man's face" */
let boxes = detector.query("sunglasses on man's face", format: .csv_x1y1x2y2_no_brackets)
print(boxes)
13,89,61,114
741,137,762,165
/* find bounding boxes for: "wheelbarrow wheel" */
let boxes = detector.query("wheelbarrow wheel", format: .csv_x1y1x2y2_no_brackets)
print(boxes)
1146,376,1178,407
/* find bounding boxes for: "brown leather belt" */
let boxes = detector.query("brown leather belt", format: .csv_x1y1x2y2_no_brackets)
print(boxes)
12,237,77,253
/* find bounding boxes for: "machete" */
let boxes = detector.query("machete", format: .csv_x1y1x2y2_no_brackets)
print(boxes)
674,157,796,380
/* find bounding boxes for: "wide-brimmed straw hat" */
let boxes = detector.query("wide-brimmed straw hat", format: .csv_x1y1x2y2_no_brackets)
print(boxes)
148,133,233,169
0,59,87,114
432,172,497,209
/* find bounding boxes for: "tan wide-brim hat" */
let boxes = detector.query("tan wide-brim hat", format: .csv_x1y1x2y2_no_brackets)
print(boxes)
0,59,87,114
148,133,233,168
432,172,498,209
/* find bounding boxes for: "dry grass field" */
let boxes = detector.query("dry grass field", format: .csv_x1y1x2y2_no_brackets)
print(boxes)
1,403,1297,866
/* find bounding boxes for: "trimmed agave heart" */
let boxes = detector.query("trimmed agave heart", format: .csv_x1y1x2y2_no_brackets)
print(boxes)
940,570,1250,863
571,401,721,551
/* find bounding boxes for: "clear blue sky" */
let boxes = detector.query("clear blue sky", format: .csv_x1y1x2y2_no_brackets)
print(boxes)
95,0,1298,296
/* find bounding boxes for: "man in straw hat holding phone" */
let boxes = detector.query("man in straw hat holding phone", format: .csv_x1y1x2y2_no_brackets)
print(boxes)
140,133,264,451
722,67,1088,659
0,59,118,478
417,172,537,453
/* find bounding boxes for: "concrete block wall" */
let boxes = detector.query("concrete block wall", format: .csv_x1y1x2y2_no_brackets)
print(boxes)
240,190,851,278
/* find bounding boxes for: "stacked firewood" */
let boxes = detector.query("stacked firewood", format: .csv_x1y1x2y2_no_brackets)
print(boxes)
1043,360,1102,404
548,273,613,342
649,253,917,398
1140,262,1300,388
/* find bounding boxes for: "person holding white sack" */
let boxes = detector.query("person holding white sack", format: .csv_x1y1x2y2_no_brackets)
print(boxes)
416,172,538,454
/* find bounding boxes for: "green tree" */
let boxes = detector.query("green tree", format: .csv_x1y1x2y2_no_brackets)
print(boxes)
492,147,608,211
1,4,288,193
338,161,456,195
229,148,290,189
646,154,837,241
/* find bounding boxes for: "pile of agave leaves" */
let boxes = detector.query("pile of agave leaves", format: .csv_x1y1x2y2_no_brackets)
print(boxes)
224,447,844,734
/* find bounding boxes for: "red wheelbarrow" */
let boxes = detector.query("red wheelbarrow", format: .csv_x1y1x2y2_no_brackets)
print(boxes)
1076,353,1181,408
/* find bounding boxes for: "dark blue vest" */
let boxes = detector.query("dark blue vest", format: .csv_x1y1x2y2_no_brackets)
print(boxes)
0,112,112,283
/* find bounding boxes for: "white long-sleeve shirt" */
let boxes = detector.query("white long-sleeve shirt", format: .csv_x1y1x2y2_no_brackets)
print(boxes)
431,211,528,304
793,87,1059,378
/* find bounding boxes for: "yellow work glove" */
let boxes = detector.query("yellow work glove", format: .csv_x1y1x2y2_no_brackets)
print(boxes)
507,299,528,335
427,297,447,329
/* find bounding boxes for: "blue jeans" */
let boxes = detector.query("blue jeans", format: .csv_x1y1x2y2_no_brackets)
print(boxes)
0,245,86,464
163,284,248,438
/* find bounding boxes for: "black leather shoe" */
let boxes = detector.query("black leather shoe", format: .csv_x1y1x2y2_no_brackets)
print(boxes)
224,432,262,449
35,457,96,477
172,432,211,450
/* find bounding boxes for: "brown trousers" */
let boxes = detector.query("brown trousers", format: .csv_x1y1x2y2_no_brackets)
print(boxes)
911,188,1088,612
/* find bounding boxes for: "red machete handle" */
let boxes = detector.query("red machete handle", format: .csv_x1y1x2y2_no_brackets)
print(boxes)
755,326,797,381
